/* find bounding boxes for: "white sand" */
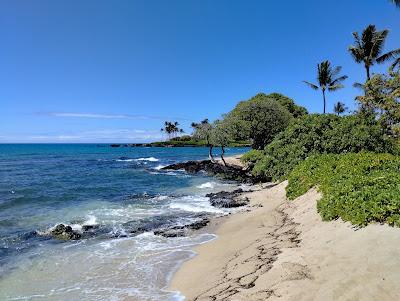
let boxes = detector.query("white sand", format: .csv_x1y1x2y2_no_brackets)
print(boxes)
171,181,400,300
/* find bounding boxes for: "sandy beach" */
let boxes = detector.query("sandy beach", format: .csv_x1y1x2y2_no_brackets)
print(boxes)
171,180,400,300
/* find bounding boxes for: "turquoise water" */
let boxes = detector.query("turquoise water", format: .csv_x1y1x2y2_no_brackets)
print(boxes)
0,144,248,300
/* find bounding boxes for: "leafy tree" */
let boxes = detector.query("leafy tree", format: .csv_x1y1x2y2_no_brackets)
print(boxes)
356,71,400,136
266,93,308,117
210,120,231,166
349,24,400,81
250,114,395,181
333,101,347,116
192,119,215,162
224,93,292,150
303,60,348,114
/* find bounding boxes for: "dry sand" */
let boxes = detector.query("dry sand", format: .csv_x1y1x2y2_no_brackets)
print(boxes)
171,181,400,300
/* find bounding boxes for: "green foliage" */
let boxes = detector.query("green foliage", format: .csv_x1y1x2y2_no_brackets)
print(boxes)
224,93,294,149
170,135,193,142
286,152,400,227
192,119,213,145
210,120,231,147
240,149,265,164
266,93,308,117
250,114,395,181
356,71,400,136
150,139,250,147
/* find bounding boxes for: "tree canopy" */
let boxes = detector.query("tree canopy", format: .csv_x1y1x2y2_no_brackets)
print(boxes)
224,93,295,149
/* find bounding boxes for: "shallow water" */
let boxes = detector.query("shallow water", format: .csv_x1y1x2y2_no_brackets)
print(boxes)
0,144,248,300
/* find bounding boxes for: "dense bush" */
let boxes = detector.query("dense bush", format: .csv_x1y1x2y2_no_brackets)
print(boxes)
250,114,395,181
241,149,265,164
224,93,299,149
286,152,400,227
267,93,308,118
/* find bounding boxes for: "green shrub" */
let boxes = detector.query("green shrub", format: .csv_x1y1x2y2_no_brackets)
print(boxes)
250,114,395,181
286,152,400,227
241,149,265,164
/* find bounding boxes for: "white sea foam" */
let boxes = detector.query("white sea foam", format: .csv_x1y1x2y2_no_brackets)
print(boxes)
169,196,224,214
84,215,97,226
196,181,216,189
135,157,159,162
152,195,169,201
154,164,167,170
116,158,135,162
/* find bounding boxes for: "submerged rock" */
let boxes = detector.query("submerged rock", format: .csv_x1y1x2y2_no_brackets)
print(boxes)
50,224,81,240
154,228,186,238
153,218,210,238
206,189,250,208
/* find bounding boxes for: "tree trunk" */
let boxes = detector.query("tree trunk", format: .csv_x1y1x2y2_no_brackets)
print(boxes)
322,89,326,114
366,65,370,81
209,145,216,163
220,146,226,166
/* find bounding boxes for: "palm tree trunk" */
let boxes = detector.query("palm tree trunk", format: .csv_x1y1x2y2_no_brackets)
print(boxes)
366,65,370,81
322,89,326,114
220,146,226,166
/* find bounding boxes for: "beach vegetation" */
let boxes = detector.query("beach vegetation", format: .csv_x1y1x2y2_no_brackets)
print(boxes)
246,114,395,181
286,152,400,227
223,93,294,149
192,119,216,161
356,71,400,136
210,120,231,165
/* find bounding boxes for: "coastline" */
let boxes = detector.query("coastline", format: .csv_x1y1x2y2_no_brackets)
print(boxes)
170,175,400,300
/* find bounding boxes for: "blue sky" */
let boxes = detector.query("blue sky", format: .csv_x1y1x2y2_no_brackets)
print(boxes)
1,0,399,143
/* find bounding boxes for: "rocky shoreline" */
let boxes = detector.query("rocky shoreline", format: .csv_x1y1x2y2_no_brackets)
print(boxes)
46,188,250,241
162,159,262,183
46,165,253,241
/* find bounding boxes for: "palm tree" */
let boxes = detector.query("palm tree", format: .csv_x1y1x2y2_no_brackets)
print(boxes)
161,121,184,140
334,101,347,116
349,24,400,81
391,0,400,7
303,61,348,114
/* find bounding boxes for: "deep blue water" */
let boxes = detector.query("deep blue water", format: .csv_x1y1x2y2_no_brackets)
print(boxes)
0,144,248,300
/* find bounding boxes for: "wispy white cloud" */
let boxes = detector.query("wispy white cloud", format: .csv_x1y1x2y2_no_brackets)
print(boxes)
0,129,164,143
37,112,190,121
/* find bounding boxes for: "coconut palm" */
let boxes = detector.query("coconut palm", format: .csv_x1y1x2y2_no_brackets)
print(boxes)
349,25,400,81
333,101,347,116
303,61,348,114
161,121,184,140
391,0,400,7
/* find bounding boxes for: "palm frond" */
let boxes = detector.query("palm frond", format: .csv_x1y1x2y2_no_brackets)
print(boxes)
328,84,344,92
391,58,400,70
331,75,348,85
303,81,319,90
392,0,400,7
377,48,400,63
348,46,364,63
353,82,366,90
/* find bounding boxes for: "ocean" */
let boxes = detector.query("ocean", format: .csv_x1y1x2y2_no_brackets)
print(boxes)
0,144,249,301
